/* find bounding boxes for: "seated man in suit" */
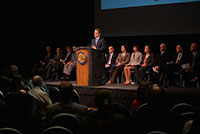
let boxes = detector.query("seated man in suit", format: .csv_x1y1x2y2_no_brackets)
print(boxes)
150,43,170,85
105,46,117,82
32,46,53,76
164,44,188,87
184,42,200,86
63,46,77,80
45,48,63,80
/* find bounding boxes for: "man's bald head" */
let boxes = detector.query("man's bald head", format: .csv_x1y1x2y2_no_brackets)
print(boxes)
32,75,43,87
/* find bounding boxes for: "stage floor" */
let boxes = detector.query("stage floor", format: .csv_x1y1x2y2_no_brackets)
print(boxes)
45,80,200,111
45,80,138,91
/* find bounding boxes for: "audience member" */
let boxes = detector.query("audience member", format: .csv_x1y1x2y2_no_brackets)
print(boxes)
63,46,76,80
5,93,41,134
45,81,88,125
78,89,125,134
27,67,49,94
124,45,142,85
131,80,153,115
138,45,154,83
107,45,130,84
132,82,185,134
28,75,52,118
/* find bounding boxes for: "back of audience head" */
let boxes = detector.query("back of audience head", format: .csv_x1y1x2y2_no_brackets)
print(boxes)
95,89,112,112
58,81,73,101
136,80,153,104
32,75,43,87
147,84,165,110
136,81,165,111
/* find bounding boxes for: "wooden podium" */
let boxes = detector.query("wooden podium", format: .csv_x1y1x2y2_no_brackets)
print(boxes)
76,47,104,86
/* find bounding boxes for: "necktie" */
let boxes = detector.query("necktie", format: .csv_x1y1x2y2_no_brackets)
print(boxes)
95,38,98,46
192,54,196,67
175,54,181,63
107,54,111,64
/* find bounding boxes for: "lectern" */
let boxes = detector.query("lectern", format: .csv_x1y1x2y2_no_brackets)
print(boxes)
76,47,104,86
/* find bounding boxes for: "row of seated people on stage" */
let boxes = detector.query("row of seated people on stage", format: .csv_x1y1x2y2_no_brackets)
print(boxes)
106,42,200,87
0,67,199,134
32,45,77,80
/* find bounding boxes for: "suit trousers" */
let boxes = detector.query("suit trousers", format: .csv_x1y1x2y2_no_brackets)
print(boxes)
110,65,125,83
63,63,76,76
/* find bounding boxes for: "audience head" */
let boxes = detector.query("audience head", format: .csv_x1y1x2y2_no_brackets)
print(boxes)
133,45,139,52
108,46,114,54
147,84,165,110
160,43,167,52
190,42,198,52
176,44,183,53
32,75,43,87
66,46,72,53
46,46,52,53
72,45,76,52
94,28,101,38
136,80,153,104
121,45,127,53
10,65,19,76
58,81,73,101
144,45,151,54
95,89,112,112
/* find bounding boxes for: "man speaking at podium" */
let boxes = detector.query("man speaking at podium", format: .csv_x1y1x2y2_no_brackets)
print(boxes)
91,28,107,84
91,28,106,52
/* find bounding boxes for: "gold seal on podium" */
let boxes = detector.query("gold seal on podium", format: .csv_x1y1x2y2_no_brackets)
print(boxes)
77,51,87,65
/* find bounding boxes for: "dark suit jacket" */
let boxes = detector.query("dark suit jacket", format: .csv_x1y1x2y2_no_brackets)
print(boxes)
62,52,72,63
105,53,118,65
91,37,106,52
154,51,170,71
44,52,54,63
187,51,200,77
141,53,154,69
115,53,131,65
172,52,188,66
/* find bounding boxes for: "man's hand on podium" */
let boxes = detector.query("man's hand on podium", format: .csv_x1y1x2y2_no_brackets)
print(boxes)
91,45,97,49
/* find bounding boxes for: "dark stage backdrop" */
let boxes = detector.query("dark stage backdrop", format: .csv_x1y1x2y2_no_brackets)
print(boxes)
94,0,200,37
1,1,94,77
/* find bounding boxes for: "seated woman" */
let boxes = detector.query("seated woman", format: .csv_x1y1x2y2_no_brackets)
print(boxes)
139,45,154,83
107,45,130,84
124,45,142,85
